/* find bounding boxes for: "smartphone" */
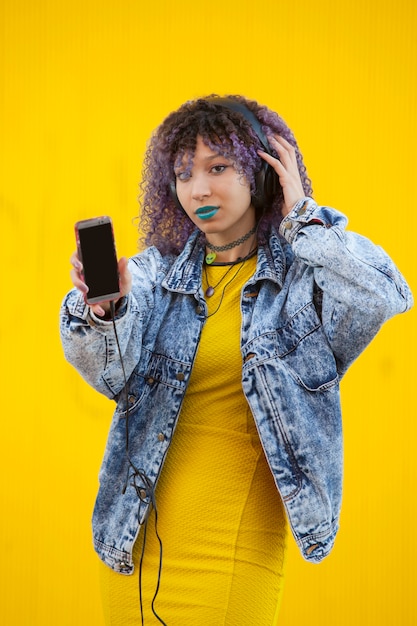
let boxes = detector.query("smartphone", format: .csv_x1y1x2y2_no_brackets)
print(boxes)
75,216,121,304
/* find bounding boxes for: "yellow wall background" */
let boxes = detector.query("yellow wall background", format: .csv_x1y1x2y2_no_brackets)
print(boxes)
1,1,416,624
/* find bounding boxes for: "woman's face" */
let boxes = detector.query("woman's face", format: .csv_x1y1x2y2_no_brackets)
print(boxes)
174,135,256,242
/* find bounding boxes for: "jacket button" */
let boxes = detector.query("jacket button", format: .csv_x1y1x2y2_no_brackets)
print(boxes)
128,394,135,404
283,222,292,230
146,376,155,385
119,560,130,570
196,305,203,314
297,206,307,215
157,432,165,442
176,372,185,381
139,489,147,499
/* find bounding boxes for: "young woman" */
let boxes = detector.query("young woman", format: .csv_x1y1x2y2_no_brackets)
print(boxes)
61,95,413,625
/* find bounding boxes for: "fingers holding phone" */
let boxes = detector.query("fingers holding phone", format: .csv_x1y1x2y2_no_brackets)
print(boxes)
70,251,88,293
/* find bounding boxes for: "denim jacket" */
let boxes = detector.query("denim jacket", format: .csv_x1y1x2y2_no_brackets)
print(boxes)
60,198,413,571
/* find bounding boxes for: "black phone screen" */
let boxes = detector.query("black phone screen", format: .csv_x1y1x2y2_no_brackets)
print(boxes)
78,222,119,300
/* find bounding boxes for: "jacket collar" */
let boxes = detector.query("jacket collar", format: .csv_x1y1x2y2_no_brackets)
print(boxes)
162,228,289,294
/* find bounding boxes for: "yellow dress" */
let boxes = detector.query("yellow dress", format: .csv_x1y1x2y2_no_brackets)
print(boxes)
99,255,288,625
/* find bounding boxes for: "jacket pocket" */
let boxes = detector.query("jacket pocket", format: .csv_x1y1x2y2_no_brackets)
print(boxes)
275,302,338,391
115,369,150,418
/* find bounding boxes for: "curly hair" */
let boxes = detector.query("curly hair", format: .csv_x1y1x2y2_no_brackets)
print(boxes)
138,94,312,255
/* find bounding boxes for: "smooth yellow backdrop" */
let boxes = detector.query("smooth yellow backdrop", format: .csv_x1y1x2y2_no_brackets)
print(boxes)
1,1,416,624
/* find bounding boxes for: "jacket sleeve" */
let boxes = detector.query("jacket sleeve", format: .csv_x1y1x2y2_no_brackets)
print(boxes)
279,197,413,375
59,249,161,399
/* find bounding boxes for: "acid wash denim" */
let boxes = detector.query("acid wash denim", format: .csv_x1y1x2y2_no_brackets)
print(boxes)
60,197,413,572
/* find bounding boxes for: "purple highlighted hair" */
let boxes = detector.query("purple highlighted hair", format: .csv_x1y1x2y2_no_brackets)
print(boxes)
138,95,312,255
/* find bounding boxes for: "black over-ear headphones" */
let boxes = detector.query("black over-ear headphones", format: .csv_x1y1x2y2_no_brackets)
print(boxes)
169,97,279,212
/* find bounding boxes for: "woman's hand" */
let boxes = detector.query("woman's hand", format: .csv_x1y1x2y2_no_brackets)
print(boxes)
258,135,306,217
70,252,132,317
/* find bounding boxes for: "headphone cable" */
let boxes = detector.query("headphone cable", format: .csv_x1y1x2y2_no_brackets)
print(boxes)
109,300,167,625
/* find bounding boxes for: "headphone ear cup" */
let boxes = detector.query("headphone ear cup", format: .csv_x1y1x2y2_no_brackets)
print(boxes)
264,163,280,202
252,163,267,210
169,180,184,211
253,162,279,210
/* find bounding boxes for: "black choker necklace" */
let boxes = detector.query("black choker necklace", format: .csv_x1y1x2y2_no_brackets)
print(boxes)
205,224,257,264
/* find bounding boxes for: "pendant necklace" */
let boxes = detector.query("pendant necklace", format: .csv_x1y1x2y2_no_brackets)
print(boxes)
203,256,254,318
203,263,236,297
203,246,258,299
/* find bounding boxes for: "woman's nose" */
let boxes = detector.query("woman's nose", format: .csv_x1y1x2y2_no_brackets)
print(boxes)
191,174,211,200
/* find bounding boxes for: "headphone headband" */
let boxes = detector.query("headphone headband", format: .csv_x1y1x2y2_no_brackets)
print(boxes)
204,97,270,153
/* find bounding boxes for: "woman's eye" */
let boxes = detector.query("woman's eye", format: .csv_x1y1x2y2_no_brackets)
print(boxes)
211,164,227,174
176,171,190,182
